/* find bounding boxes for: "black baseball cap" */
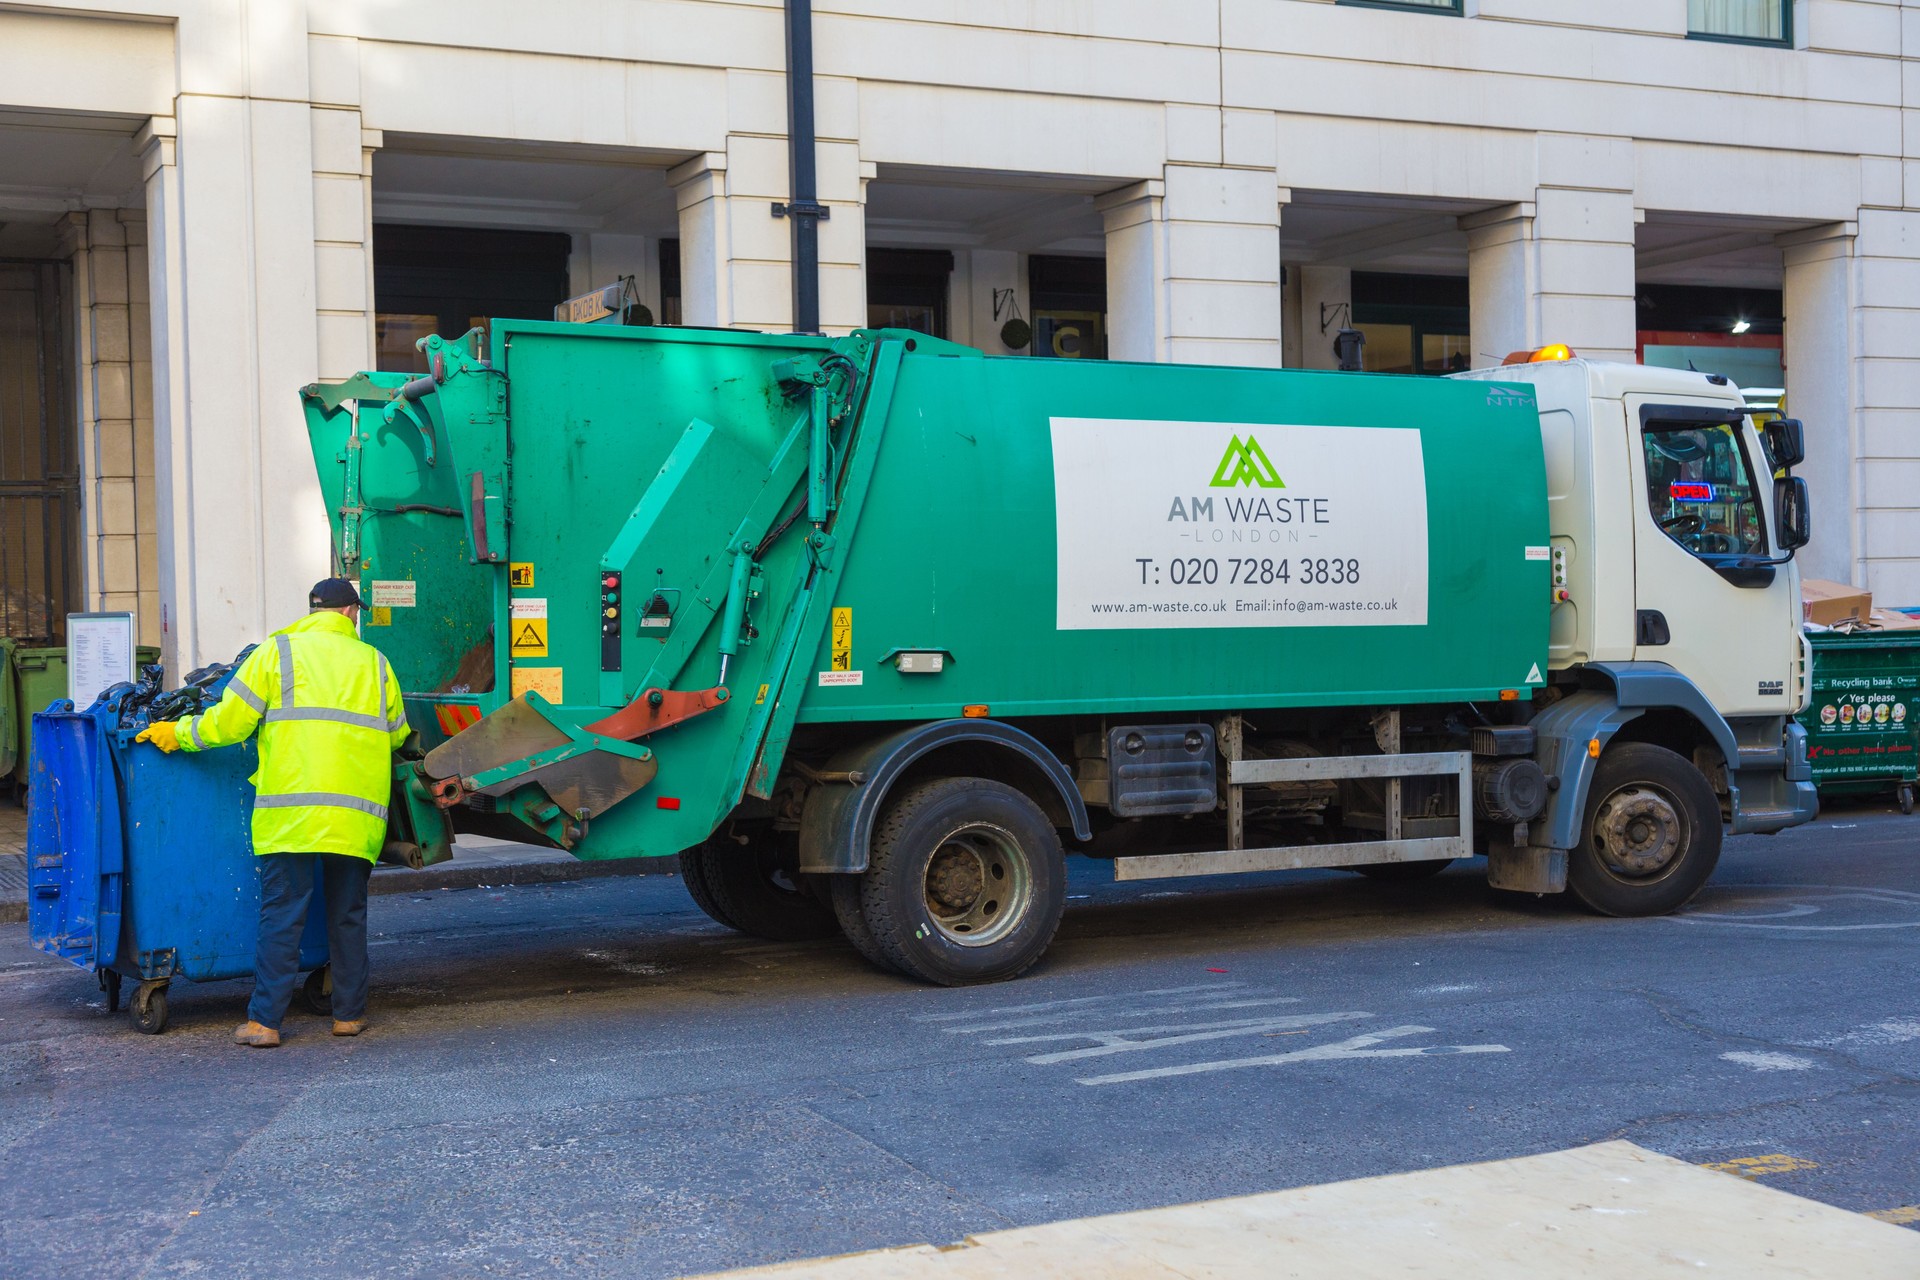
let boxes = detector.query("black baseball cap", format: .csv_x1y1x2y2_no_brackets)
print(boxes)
309,577,364,610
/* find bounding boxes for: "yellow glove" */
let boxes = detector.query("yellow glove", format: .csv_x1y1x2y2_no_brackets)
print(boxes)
136,721,182,753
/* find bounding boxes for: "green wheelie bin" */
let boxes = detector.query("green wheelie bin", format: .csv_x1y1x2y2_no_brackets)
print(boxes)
1797,628,1920,813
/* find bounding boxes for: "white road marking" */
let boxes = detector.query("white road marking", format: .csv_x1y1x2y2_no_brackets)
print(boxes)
1814,1018,1920,1047
1006,1011,1373,1066
912,983,1241,1023
1076,1024,1511,1086
1668,888,1920,933
945,996,1301,1035
1720,1051,1817,1072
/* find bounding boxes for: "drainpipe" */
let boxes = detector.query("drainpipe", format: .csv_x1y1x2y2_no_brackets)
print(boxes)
776,0,828,334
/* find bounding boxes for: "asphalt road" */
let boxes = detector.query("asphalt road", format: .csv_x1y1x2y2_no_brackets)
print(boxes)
2,803,1916,1279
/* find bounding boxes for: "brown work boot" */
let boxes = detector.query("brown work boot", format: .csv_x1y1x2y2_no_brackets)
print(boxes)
233,1021,281,1047
331,1019,366,1037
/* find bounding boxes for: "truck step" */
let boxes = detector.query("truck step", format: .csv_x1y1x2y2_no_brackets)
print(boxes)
1114,835,1468,882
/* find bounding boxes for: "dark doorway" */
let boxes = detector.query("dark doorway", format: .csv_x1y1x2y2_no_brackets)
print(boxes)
867,249,953,338
1028,255,1107,359
1351,272,1470,375
0,261,79,643
373,225,573,372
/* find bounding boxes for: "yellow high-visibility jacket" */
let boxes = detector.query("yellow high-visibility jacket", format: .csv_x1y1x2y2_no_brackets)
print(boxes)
177,609,409,861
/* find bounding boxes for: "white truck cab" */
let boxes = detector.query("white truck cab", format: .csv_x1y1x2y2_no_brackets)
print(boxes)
1454,354,1817,905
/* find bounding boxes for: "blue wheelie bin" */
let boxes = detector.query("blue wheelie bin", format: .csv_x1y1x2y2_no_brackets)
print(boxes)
26,683,329,1034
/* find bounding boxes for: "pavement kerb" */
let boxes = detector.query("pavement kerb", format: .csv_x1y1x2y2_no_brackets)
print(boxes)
688,1141,1920,1279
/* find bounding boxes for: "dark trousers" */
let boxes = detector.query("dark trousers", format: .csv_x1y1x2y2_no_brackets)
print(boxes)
249,853,372,1029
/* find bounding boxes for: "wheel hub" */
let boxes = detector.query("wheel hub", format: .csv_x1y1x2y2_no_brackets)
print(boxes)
1594,786,1685,878
920,825,1031,947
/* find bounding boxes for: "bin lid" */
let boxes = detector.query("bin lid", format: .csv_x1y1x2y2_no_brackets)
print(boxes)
27,708,123,973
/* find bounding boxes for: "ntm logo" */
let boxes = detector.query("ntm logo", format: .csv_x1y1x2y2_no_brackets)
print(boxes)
1209,434,1285,489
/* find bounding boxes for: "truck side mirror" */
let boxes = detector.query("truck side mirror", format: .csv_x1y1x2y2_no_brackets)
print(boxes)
1775,476,1810,551
1764,418,1805,471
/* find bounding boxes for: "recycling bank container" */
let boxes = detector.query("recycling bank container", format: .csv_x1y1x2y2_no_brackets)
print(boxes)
9,642,161,791
27,688,327,1034
1796,628,1920,813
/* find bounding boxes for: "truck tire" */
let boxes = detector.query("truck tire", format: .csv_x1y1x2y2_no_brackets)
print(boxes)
857,778,1066,986
682,839,839,942
828,875,902,974
1354,859,1456,881
1569,743,1722,917
677,842,739,931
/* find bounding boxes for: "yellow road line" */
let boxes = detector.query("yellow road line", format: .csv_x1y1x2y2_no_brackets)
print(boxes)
1866,1206,1920,1225
1702,1153,1820,1180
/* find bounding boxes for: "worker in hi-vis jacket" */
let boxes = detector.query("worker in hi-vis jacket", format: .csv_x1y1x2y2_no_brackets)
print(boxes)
137,578,408,1047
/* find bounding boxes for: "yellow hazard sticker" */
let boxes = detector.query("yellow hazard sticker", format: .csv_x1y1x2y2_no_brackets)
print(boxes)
511,666,563,702
509,562,536,589
755,683,769,706
509,617,549,658
831,607,852,672
367,606,391,627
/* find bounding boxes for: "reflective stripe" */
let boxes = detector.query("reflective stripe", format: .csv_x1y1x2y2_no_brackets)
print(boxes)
264,707,392,730
228,680,267,715
186,718,207,750
377,654,389,727
254,791,388,821
275,634,295,708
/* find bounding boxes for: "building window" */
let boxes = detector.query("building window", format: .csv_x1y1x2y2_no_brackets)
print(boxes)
1335,0,1463,15
1687,0,1789,45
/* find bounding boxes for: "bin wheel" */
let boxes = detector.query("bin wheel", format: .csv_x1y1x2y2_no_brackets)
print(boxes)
100,969,123,1014
129,982,169,1035
1899,785,1914,816
302,966,334,1017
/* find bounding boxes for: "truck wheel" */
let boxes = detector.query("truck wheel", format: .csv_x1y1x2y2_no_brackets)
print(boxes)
1569,743,1721,917
858,778,1066,986
684,839,839,943
1354,859,1456,881
677,842,739,931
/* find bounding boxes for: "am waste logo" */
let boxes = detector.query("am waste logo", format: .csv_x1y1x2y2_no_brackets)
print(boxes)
1209,435,1285,489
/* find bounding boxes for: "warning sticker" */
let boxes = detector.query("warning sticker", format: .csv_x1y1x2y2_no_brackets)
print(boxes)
510,618,549,658
831,607,853,671
755,683,770,705
1525,546,1551,561
509,562,536,589
369,579,417,608
511,666,564,701
819,670,864,687
367,606,392,627
510,598,548,619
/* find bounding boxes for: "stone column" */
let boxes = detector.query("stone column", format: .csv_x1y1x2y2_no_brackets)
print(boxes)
1851,210,1920,602
1464,137,1639,367
1100,167,1286,366
1784,213,1920,600
58,209,157,642
140,93,329,671
1780,222,1860,586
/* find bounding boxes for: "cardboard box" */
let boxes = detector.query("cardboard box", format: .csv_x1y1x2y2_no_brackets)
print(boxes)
1867,608,1920,632
1802,578,1872,627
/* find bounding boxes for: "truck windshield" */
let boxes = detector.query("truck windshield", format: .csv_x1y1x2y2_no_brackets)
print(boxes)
1642,420,1767,559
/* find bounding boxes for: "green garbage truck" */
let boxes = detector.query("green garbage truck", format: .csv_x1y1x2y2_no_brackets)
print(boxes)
297,322,1818,985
